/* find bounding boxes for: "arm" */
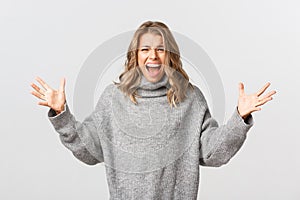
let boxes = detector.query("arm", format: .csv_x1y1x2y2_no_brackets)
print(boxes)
199,105,253,167
31,77,104,165
48,103,103,165
198,82,276,167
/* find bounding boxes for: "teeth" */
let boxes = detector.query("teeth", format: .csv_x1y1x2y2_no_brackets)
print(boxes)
146,64,161,68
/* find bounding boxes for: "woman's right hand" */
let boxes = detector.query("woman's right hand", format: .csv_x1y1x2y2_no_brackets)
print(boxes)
30,77,66,114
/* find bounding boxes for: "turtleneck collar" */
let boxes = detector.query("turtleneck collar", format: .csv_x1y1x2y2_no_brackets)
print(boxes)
137,74,170,98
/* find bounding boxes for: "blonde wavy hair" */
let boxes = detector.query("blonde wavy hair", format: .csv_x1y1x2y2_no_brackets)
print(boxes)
115,21,193,107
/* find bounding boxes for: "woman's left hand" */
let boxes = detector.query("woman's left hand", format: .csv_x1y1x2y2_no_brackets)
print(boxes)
237,82,276,119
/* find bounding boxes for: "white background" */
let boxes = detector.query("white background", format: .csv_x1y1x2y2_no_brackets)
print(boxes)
1,0,299,199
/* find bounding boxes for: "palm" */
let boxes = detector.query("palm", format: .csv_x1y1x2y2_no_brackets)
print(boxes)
31,77,66,113
44,88,65,110
237,82,276,119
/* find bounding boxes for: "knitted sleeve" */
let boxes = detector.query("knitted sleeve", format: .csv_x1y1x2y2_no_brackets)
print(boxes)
48,84,113,165
194,87,254,167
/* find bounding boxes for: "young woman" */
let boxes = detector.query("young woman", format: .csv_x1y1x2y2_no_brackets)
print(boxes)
31,21,276,199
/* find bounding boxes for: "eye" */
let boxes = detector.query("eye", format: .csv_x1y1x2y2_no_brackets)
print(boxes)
140,48,149,52
157,47,165,52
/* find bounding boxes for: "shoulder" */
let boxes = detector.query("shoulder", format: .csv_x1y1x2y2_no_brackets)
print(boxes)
94,83,116,109
103,82,115,93
189,84,207,102
185,83,209,112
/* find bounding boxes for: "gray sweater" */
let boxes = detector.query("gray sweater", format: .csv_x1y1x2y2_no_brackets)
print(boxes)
48,74,253,199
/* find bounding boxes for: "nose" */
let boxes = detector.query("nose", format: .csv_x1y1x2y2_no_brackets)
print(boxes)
149,48,157,60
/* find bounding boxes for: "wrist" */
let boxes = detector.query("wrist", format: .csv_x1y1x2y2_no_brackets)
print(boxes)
55,104,65,115
237,107,247,119
55,110,62,115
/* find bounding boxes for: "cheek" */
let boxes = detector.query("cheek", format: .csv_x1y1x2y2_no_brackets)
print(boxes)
159,54,166,63
138,53,147,64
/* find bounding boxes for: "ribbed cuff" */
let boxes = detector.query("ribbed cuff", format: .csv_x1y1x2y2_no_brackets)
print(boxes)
227,107,254,133
48,103,73,130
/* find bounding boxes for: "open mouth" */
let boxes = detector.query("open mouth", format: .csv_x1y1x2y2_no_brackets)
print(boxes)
146,63,161,72
145,63,162,78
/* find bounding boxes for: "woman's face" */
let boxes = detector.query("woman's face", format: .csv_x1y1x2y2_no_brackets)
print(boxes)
137,33,166,83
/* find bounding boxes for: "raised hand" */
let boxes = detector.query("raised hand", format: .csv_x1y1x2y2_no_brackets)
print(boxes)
237,82,276,119
30,77,66,114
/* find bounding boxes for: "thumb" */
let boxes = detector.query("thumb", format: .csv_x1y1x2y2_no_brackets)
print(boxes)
59,77,66,92
239,82,245,96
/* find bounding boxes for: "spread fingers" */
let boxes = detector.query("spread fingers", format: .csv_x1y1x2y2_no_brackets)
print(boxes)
31,90,46,101
31,83,45,95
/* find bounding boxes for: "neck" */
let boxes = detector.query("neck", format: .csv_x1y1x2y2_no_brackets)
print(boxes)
137,74,170,98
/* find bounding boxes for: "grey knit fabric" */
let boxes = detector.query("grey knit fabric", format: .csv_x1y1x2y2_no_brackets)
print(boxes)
48,74,253,199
